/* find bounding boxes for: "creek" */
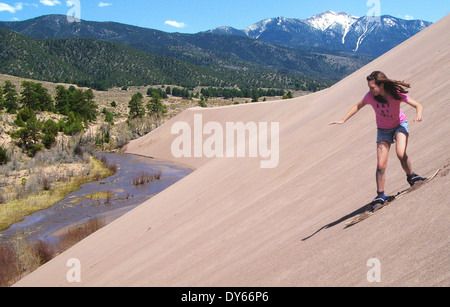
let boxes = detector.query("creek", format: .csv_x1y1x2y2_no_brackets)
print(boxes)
0,153,193,244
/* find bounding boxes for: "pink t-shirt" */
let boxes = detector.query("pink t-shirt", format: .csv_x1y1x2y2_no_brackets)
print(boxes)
363,92,409,129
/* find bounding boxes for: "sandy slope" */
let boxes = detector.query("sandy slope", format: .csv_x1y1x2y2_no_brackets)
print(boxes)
15,14,449,287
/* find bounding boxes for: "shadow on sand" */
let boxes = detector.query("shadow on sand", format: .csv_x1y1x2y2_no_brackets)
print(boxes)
301,194,397,241
301,203,371,241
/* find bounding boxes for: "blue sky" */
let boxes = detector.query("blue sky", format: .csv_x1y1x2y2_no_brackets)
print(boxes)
0,0,448,33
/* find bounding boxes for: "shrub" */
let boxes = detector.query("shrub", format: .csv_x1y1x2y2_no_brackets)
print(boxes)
33,240,56,264
107,162,118,173
41,177,51,191
63,112,84,136
42,133,56,149
0,238,56,287
57,217,105,251
132,171,162,186
0,147,9,165
10,112,44,157
0,243,20,287
42,119,58,136
105,111,114,125
282,91,294,99
14,107,36,126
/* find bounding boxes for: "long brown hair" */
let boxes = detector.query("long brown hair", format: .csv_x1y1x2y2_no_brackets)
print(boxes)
367,71,410,103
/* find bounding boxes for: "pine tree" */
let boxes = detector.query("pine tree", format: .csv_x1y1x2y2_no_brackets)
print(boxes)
10,110,43,156
0,86,4,111
128,92,145,119
20,81,54,111
78,89,97,121
146,92,167,125
3,81,19,114
54,85,98,121
55,85,70,115
251,90,259,102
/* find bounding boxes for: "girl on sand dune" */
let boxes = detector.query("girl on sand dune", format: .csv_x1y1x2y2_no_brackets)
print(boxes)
329,71,425,211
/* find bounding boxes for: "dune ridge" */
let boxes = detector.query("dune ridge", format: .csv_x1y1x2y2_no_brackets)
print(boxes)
14,14,449,287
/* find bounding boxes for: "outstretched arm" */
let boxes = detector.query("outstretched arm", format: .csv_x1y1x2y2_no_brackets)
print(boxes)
404,97,423,122
329,100,366,125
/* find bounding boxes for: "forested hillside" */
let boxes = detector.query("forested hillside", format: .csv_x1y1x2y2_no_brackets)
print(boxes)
0,29,335,91
0,15,373,90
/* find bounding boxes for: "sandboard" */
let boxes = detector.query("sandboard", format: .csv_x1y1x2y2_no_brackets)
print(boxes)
345,169,440,227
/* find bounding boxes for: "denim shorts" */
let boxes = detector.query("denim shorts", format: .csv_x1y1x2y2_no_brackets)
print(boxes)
377,121,409,143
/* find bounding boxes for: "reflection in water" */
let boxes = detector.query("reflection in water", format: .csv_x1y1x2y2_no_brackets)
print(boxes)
0,153,192,244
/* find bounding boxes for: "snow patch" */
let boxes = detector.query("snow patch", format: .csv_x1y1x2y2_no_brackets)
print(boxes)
306,10,357,31
384,17,397,27
306,10,358,44
354,23,376,52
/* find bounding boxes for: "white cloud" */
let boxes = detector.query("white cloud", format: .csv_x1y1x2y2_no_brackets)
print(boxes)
40,0,62,6
403,15,414,20
165,20,186,28
98,2,112,7
0,3,23,13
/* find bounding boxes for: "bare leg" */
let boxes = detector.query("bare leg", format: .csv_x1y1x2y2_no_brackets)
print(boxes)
395,132,413,176
376,141,391,193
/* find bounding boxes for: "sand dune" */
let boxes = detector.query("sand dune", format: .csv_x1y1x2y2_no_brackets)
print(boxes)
15,14,449,287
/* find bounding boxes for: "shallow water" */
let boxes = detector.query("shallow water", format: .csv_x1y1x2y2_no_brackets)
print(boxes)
0,153,192,244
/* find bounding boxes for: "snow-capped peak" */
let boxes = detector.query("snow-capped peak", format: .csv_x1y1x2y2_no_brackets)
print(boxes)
305,10,358,31
211,26,235,34
243,17,293,38
206,10,432,57
244,17,273,35
244,17,290,32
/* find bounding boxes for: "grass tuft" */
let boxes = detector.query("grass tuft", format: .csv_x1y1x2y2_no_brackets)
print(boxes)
132,171,162,186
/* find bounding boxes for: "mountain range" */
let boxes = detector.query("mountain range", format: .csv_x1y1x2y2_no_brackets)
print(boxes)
0,11,431,90
207,11,432,57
